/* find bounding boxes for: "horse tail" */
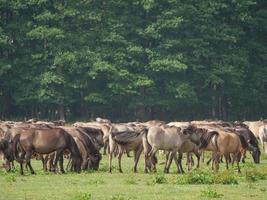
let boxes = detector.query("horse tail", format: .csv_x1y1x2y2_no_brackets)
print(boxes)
142,128,151,156
12,134,22,162
214,134,219,152
65,131,82,172
199,131,219,150
237,134,249,149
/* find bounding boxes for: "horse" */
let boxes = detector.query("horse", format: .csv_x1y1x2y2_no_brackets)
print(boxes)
142,125,191,173
73,122,111,155
62,127,102,170
12,128,82,175
184,125,249,172
108,123,155,173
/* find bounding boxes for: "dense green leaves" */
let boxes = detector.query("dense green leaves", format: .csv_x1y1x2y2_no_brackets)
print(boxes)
0,0,266,121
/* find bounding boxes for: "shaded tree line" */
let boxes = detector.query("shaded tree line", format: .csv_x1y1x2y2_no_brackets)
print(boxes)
0,0,266,121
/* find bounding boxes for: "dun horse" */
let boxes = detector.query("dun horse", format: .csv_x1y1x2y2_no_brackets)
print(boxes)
12,128,82,175
184,125,249,172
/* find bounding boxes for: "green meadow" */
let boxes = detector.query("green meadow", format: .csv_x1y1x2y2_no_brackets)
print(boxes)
0,153,267,200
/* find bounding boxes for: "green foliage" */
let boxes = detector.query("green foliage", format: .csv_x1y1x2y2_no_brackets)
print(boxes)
125,175,137,185
200,187,224,198
213,170,238,185
176,169,238,185
74,192,92,200
0,0,266,121
153,173,167,184
245,168,267,183
5,174,16,183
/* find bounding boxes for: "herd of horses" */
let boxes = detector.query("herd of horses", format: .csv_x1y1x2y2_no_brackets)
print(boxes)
0,118,266,175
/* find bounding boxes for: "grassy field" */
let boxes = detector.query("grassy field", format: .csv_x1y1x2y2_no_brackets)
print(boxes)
0,152,267,200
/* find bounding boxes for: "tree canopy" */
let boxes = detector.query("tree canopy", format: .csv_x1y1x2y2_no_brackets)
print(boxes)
0,0,266,121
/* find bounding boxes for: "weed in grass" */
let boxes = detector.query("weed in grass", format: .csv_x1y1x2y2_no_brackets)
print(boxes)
185,169,213,184
200,187,223,198
213,170,238,185
245,168,267,182
125,175,137,185
5,174,16,183
110,194,125,200
99,164,110,172
246,182,256,189
74,192,92,200
88,179,105,185
259,187,266,192
153,173,167,184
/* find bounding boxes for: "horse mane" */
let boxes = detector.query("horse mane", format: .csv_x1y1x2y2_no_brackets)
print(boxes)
76,128,99,155
0,139,8,150
237,134,249,149
199,131,219,149
111,130,141,145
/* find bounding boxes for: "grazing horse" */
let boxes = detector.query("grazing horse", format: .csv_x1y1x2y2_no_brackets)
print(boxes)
230,126,261,163
73,122,111,155
12,128,82,175
184,125,248,172
143,125,191,173
0,139,14,171
62,127,102,170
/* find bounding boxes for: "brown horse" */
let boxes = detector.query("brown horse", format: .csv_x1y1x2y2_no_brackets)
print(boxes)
184,125,248,172
12,128,82,175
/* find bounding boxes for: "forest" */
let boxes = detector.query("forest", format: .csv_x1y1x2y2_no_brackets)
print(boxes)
0,0,266,121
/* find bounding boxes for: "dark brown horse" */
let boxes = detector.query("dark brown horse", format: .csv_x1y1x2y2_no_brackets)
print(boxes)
12,128,82,175
62,127,102,170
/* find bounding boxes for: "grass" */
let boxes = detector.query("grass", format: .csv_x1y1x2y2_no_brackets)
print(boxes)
0,152,267,200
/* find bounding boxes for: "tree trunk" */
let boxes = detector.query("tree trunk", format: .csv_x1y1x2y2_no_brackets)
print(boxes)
59,105,65,120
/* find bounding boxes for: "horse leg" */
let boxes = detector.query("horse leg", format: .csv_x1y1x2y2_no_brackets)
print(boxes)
103,142,107,155
133,146,142,173
165,151,175,173
149,147,158,172
241,150,246,163
206,157,212,166
109,138,115,173
231,154,236,167
126,150,131,157
186,153,190,171
178,153,184,174
164,152,170,173
53,149,64,173
201,151,205,163
118,148,123,173
40,155,46,172
58,154,65,173
43,154,49,172
25,150,35,174
224,154,229,170
174,153,181,173
66,157,72,171
194,151,200,168
19,151,26,175
214,153,220,172
191,153,195,167
236,152,241,173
